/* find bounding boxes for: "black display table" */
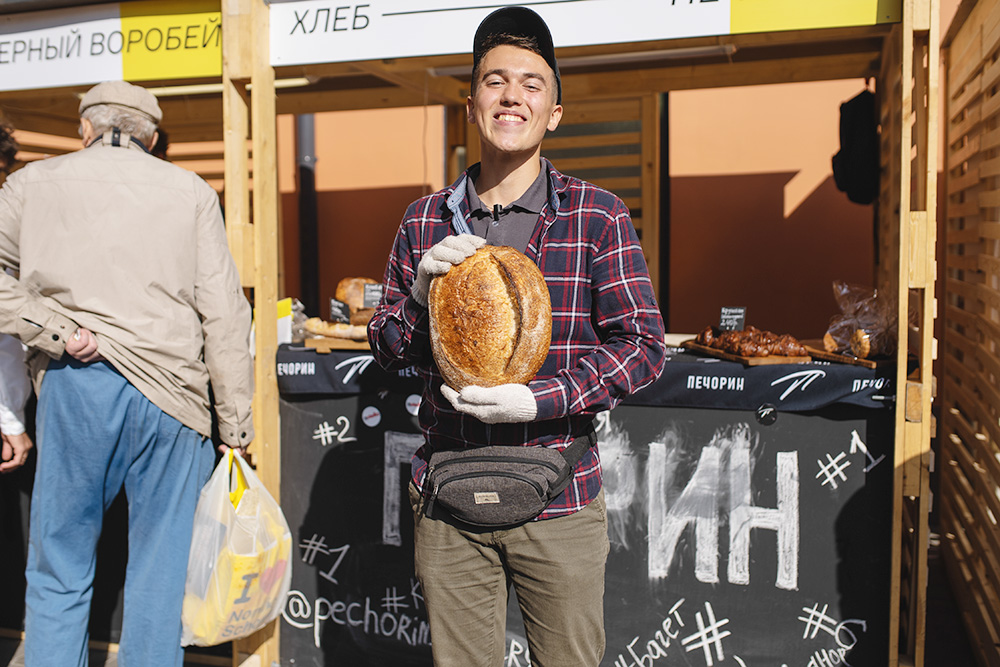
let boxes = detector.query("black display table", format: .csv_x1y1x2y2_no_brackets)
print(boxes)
277,344,894,667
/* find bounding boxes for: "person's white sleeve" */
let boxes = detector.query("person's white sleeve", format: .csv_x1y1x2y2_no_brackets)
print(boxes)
0,333,30,435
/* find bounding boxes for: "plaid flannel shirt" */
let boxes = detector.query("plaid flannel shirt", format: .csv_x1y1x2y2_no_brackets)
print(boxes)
368,159,666,519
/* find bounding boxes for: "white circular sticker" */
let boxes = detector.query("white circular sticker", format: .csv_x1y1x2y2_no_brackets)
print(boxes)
361,406,382,427
405,394,422,416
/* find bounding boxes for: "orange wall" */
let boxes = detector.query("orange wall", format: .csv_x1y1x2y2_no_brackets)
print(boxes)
277,107,445,318
669,80,878,338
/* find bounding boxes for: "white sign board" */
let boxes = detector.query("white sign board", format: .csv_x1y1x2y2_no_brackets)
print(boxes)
0,4,123,91
0,0,222,93
269,0,732,68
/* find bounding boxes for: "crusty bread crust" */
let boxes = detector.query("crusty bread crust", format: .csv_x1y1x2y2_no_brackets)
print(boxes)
429,245,552,390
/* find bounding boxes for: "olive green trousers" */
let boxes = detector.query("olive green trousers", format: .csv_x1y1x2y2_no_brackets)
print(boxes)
409,483,609,667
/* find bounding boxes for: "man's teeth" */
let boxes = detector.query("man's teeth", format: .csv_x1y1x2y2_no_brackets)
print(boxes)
498,114,523,121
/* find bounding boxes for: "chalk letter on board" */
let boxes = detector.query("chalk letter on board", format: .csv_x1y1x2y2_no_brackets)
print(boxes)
383,431,425,546
602,421,638,550
728,432,799,590
648,442,721,582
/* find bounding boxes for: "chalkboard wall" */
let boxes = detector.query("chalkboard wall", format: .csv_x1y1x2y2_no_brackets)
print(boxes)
279,387,893,667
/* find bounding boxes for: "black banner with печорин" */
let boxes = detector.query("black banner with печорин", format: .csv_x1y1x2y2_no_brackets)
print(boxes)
276,344,896,413
625,347,895,413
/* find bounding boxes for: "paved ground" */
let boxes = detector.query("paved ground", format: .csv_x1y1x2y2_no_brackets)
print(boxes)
0,639,117,666
0,533,979,666
925,532,978,666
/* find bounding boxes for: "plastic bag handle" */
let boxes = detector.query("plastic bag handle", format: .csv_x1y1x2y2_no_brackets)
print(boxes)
227,449,250,509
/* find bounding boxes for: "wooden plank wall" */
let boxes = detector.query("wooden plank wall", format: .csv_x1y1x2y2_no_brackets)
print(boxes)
12,130,228,192
542,96,661,293
941,0,1000,664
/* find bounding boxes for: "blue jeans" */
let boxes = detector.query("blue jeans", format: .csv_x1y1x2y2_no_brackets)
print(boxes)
24,359,215,667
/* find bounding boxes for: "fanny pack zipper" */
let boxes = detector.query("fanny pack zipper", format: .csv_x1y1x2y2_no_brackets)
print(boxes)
430,454,562,475
431,470,546,501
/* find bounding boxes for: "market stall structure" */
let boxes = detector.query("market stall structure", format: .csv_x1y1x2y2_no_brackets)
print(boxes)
0,0,939,665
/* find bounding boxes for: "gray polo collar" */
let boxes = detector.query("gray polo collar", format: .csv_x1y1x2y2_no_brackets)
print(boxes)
467,161,548,220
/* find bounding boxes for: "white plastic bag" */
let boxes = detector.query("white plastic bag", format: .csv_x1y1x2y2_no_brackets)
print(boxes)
181,450,293,646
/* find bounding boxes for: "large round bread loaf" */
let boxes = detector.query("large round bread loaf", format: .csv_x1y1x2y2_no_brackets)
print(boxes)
429,245,551,390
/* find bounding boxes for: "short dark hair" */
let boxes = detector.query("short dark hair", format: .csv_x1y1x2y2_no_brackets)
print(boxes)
471,33,557,102
0,122,17,173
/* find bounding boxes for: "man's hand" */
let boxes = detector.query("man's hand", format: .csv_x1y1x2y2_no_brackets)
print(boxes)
217,443,249,458
411,234,486,306
65,327,104,363
0,431,33,473
440,383,537,424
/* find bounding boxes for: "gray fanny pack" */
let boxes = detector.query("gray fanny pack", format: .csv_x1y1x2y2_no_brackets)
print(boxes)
424,424,597,528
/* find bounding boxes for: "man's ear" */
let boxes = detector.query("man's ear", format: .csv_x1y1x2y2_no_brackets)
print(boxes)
467,95,476,125
79,118,95,146
148,131,159,152
547,104,563,133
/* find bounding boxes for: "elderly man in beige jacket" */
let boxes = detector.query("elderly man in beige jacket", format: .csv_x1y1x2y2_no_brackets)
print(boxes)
0,81,254,667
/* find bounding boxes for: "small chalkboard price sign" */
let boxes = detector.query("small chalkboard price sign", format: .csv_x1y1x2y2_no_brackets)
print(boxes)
329,297,350,324
719,306,747,331
363,283,384,309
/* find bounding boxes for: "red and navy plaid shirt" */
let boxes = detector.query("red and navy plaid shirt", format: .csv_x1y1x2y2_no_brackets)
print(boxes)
368,159,666,519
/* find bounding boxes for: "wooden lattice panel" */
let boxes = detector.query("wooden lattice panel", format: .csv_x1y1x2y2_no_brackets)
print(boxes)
942,0,1000,662
542,96,661,293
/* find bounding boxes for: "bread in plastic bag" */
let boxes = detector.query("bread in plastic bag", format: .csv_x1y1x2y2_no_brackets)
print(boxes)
822,281,897,359
181,449,292,646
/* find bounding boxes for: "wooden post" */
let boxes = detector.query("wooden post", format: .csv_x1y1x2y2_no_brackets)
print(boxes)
225,0,281,664
887,1,938,665
640,93,661,302
222,0,253,287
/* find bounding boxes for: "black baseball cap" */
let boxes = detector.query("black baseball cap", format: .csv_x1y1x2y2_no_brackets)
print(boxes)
473,6,561,104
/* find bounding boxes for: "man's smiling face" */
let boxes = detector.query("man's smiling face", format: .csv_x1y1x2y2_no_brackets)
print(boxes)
468,44,563,160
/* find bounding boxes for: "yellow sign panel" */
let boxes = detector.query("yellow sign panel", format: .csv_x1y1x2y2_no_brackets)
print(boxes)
731,0,901,34
120,0,221,81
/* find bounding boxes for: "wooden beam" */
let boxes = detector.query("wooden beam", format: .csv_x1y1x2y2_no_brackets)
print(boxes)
353,62,467,105
1,111,79,139
640,94,660,303
276,85,434,114
563,52,880,98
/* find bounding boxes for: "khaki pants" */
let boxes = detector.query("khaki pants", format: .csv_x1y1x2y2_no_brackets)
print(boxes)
409,483,610,667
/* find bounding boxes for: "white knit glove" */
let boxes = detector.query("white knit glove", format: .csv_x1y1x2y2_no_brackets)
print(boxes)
440,384,538,424
411,234,486,307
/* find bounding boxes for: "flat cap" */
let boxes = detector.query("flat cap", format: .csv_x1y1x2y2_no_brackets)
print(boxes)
79,81,162,124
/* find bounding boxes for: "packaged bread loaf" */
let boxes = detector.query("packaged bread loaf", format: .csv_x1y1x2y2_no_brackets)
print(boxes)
823,281,897,359
429,245,551,390
335,277,378,326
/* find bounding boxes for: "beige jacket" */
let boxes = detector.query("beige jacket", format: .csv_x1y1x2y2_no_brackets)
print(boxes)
0,132,253,447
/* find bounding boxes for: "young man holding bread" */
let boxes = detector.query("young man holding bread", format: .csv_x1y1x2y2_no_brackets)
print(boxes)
368,7,666,666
